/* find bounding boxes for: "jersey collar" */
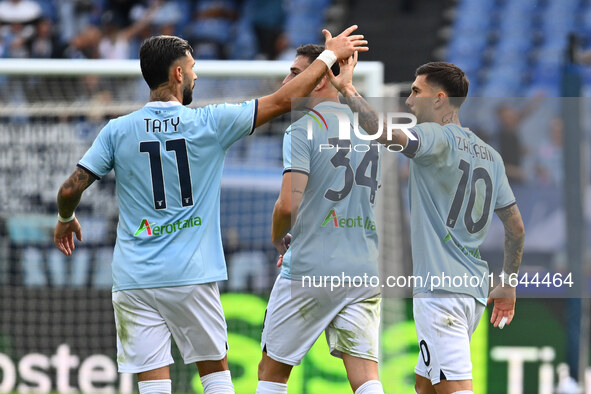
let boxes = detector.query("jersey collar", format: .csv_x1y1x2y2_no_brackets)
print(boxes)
313,101,348,111
144,101,183,108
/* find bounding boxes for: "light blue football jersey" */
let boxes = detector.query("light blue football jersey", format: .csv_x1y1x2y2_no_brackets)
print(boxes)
281,101,381,280
402,122,515,303
78,100,257,291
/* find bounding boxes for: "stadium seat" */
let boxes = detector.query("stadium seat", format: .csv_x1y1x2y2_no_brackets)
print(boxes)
446,0,591,98
37,0,57,22
284,0,331,47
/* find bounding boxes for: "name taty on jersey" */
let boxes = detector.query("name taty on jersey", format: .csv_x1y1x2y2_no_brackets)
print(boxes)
455,136,494,162
134,216,202,237
321,208,376,231
144,116,180,133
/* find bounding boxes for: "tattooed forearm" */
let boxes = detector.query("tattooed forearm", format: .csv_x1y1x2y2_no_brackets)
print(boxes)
503,228,524,275
57,167,96,216
343,92,382,135
342,91,409,147
496,204,525,275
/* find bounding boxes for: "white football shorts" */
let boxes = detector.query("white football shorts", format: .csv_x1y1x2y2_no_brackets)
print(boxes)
413,293,485,385
261,276,381,366
112,283,228,373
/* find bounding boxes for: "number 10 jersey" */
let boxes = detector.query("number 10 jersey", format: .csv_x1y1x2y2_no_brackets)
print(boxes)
403,123,515,303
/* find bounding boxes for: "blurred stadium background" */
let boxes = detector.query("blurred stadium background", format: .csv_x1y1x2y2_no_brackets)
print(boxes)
0,0,591,393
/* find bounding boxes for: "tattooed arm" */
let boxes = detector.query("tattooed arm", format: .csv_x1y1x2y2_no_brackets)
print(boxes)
328,52,409,148
271,171,308,255
54,166,96,256
496,204,525,275
487,203,525,328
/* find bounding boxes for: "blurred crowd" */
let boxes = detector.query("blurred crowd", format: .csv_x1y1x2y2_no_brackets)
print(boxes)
0,0,333,60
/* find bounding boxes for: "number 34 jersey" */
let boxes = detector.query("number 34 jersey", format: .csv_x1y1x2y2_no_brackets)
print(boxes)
281,102,381,280
403,123,515,302
78,100,257,292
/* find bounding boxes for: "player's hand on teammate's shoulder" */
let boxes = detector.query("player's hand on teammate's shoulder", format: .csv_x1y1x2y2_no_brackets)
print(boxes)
54,218,82,256
487,283,516,329
323,25,368,61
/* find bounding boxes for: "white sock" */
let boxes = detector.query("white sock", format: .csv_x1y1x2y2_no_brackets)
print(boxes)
138,379,171,394
256,380,288,394
355,380,384,394
200,370,234,393
451,391,474,394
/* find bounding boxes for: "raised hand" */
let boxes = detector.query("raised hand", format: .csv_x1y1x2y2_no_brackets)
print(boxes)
487,283,516,329
323,25,368,61
329,51,358,94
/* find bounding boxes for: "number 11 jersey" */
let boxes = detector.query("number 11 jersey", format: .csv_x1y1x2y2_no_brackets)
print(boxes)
78,100,257,292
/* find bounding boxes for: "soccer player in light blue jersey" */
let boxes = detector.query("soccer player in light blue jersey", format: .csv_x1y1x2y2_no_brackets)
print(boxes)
53,30,368,394
257,44,384,394
330,58,525,394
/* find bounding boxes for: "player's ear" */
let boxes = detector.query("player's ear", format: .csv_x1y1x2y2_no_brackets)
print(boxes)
433,91,447,109
173,65,183,83
314,75,328,91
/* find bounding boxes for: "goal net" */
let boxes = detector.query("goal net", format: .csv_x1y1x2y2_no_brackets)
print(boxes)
0,58,409,393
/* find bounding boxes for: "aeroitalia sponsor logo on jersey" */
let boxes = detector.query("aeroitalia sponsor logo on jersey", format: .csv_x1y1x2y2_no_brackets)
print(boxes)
321,209,376,231
134,216,202,237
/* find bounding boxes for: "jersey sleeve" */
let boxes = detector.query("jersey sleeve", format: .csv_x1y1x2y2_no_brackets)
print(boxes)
283,125,311,174
495,161,516,210
403,122,453,165
212,99,258,150
77,121,114,179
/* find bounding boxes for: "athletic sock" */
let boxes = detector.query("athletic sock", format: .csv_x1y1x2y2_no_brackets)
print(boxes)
138,379,171,394
200,370,234,393
256,380,288,394
451,391,474,394
355,380,384,394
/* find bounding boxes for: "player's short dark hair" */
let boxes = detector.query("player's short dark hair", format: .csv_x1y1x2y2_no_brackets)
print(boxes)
140,35,193,90
415,62,469,108
296,44,325,62
295,44,340,76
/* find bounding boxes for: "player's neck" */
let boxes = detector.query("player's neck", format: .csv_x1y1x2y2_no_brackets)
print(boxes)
307,95,340,108
149,86,181,103
436,109,461,126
